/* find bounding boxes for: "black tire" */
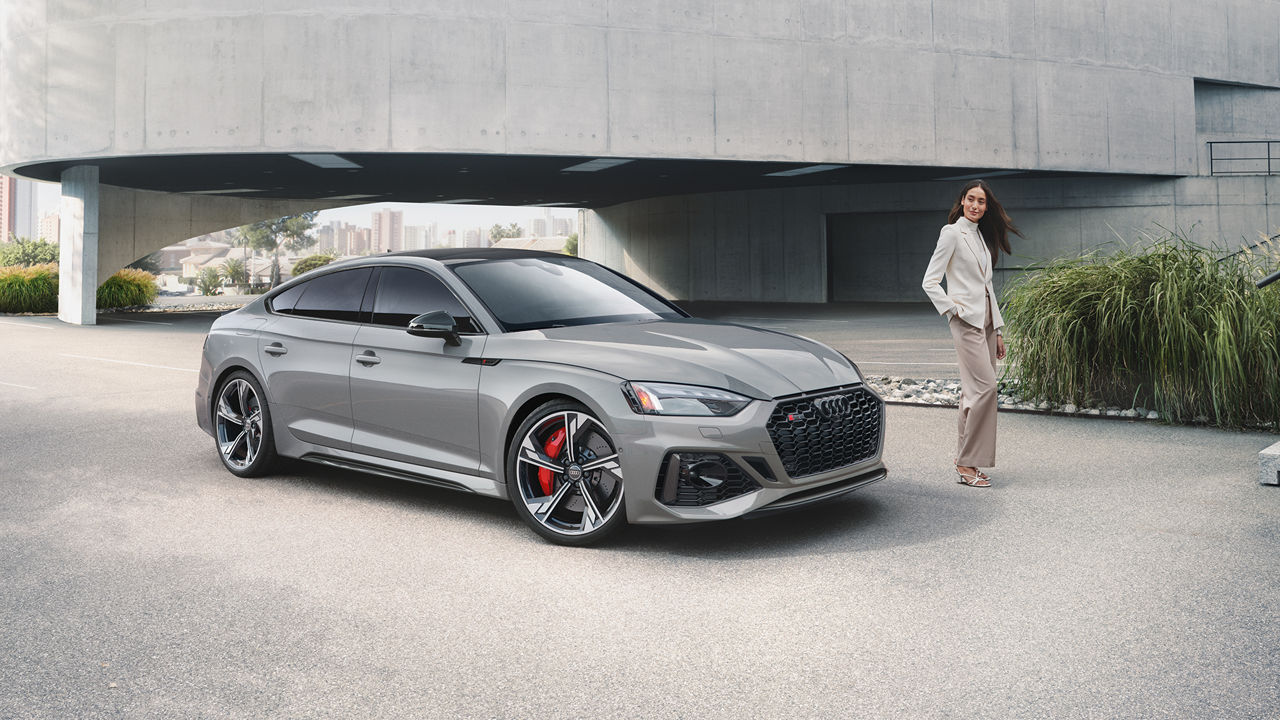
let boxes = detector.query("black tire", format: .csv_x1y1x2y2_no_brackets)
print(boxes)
507,399,627,546
212,370,279,478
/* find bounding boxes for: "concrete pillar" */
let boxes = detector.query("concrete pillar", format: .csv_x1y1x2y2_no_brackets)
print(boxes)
58,165,99,325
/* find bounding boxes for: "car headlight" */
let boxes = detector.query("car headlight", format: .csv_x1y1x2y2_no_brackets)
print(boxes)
621,381,752,417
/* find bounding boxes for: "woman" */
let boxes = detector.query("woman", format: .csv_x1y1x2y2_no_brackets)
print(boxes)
921,180,1022,487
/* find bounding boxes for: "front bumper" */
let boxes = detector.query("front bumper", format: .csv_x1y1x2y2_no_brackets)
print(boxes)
615,385,886,525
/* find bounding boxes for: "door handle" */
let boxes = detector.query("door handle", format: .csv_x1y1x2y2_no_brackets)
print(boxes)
264,343,287,356
356,351,381,366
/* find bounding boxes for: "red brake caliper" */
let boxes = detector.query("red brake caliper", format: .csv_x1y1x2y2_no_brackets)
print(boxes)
538,427,567,496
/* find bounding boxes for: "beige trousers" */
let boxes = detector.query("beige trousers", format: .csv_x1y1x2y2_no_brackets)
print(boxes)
948,292,998,467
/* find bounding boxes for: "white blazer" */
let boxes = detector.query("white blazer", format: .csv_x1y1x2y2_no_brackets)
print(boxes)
921,216,1004,333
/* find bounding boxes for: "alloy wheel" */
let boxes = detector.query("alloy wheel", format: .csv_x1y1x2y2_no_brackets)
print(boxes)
216,377,264,472
514,410,624,537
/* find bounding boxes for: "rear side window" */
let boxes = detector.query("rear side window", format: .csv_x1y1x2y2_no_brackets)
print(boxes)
268,282,307,313
279,268,373,322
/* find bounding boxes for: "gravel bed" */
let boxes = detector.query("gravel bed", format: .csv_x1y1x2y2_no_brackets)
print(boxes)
865,375,1166,421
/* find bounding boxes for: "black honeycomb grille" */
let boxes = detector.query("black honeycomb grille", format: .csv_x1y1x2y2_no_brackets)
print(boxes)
766,385,883,478
655,453,761,507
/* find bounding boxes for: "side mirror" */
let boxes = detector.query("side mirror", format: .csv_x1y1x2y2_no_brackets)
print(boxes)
407,311,461,346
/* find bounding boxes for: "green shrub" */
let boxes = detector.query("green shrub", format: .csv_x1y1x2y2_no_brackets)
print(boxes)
220,256,249,285
1,265,162,312
0,237,59,267
196,267,223,296
1003,234,1280,428
0,263,59,312
291,253,336,276
96,268,158,308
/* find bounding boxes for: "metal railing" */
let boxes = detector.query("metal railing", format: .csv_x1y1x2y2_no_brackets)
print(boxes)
1208,140,1280,175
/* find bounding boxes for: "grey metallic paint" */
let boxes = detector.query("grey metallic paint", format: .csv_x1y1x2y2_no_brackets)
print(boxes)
196,252,887,526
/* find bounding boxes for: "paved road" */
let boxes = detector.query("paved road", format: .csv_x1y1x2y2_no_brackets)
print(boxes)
1,311,1277,719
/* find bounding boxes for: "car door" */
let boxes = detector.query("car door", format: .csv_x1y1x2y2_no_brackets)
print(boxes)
258,267,374,450
349,265,486,474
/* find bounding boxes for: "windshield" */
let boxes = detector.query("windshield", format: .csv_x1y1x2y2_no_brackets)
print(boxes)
451,256,685,331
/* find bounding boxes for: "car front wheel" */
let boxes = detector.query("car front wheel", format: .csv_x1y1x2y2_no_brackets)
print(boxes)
213,370,278,477
507,400,626,546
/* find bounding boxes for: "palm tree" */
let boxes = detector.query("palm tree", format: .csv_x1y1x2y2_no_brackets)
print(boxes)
220,256,248,286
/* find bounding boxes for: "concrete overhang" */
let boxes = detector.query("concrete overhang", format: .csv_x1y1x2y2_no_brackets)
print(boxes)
11,152,1091,209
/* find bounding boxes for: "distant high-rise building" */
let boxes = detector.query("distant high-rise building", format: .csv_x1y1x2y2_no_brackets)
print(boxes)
0,176,36,241
371,208,404,252
357,227,373,254
38,212,60,243
531,217,548,237
404,225,428,251
0,176,15,240
464,228,482,248
316,224,335,253
552,217,571,237
10,179,37,240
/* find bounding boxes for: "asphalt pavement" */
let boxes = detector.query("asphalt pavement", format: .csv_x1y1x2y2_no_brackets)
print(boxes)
0,308,1277,719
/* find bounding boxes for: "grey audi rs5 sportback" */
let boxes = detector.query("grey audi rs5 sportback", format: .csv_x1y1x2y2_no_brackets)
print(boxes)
195,249,887,545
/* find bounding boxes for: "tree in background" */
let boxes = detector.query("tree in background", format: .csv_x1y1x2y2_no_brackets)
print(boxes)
489,223,524,242
220,256,248,286
195,267,222,296
563,232,578,256
0,236,59,267
237,212,318,287
291,253,337,276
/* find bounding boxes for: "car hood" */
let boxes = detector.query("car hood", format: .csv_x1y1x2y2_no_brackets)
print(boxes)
486,318,862,399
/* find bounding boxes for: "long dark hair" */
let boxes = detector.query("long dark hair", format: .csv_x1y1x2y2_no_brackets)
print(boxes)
947,179,1022,266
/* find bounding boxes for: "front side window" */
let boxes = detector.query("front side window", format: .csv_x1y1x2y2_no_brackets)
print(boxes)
452,256,684,332
278,268,373,322
371,266,479,332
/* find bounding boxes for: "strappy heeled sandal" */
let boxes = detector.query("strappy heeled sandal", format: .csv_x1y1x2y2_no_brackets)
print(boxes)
956,469,991,487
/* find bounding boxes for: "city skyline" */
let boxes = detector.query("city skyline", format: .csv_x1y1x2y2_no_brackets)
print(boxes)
314,201,579,237
27,181,579,244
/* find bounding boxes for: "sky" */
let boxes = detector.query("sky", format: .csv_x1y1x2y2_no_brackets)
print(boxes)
35,183,579,234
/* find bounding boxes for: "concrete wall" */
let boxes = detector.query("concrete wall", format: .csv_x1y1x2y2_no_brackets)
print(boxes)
4,0,1276,177
583,175,1280,303
96,186,337,286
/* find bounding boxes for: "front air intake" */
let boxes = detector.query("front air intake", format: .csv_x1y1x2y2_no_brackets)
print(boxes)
655,453,761,507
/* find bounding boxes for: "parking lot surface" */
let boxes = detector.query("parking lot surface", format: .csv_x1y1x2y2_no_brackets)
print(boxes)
1,310,1277,719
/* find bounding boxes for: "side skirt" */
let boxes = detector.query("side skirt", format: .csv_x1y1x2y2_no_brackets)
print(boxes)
299,452,507,499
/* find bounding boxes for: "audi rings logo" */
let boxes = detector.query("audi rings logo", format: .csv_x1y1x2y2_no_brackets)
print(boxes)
813,394,853,419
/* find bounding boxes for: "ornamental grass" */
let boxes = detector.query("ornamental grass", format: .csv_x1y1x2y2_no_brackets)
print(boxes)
0,264,158,312
0,263,59,313
96,267,159,308
1002,233,1280,429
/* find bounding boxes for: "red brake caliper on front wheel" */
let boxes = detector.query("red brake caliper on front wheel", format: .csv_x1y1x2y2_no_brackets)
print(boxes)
538,427,566,496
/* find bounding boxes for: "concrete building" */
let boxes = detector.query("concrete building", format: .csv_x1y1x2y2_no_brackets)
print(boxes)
0,175,14,240
2,2,1279,322
37,211,58,244
0,175,38,242
371,208,404,253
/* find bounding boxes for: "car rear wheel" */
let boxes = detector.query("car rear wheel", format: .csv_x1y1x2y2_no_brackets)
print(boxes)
214,370,278,477
507,400,626,546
